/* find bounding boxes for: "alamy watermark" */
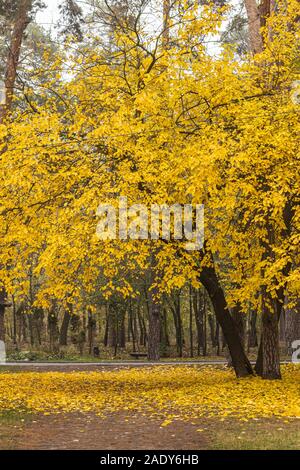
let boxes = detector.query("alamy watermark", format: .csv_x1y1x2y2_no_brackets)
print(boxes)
291,80,300,105
292,340,300,363
96,197,204,251
0,341,6,364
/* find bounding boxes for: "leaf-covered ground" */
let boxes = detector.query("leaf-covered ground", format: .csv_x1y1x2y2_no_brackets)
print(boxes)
0,365,299,423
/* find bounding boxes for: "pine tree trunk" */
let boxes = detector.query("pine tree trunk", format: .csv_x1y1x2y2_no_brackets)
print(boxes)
244,0,264,54
0,1,32,349
0,0,32,121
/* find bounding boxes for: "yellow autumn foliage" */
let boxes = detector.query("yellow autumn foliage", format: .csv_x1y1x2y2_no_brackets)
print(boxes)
0,0,299,312
0,366,299,421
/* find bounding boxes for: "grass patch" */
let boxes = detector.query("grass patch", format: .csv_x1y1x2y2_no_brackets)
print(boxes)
208,418,300,450
0,410,30,425
0,410,31,450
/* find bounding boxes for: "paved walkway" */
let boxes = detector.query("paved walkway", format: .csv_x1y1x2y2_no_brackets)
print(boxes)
1,359,292,368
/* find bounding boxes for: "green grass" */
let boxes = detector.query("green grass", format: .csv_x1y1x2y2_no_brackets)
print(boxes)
0,410,30,425
208,418,300,450
0,405,298,450
0,410,31,450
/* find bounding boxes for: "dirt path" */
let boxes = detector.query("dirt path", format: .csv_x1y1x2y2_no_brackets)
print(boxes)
12,412,208,450
1,361,226,373
3,360,293,371
2,412,299,450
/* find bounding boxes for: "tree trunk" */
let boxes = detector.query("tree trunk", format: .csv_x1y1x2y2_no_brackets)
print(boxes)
103,302,109,346
133,305,139,349
22,313,27,343
103,318,109,347
248,311,258,350
189,284,194,357
12,296,17,347
48,310,59,354
160,307,169,357
199,265,253,377
0,0,32,121
148,285,161,361
35,308,44,346
215,322,221,355
87,309,96,355
107,305,117,348
0,307,5,342
127,304,131,343
118,310,126,348
193,289,202,355
194,289,207,356
255,199,293,378
203,292,207,356
129,301,137,352
285,300,300,355
279,308,286,343
227,304,246,367
244,0,264,54
162,0,170,47
137,302,146,346
0,1,32,344
176,296,183,357
169,292,183,357
231,303,246,347
208,313,215,347
162,307,170,347
28,313,34,346
0,288,6,342
59,307,71,346
260,290,281,379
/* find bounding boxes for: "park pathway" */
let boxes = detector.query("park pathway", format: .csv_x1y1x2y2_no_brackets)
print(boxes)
12,412,209,450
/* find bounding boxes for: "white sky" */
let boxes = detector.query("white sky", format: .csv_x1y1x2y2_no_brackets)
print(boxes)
35,0,243,56
36,0,60,28
36,1,242,31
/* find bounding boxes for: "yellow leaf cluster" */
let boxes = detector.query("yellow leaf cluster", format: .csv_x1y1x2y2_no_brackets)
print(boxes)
0,366,299,422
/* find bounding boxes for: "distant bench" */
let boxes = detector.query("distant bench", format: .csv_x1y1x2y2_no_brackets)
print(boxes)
129,352,147,359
